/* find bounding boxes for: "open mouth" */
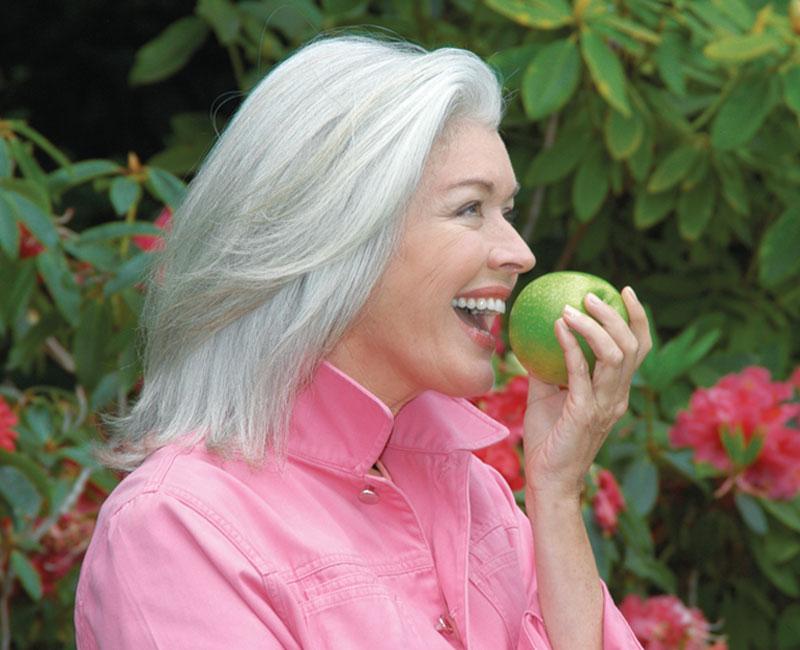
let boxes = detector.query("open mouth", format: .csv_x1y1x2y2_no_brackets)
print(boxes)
451,297,505,335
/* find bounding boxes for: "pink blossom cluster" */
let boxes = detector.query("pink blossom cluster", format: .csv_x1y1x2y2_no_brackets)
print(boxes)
669,366,800,500
471,375,528,491
620,594,726,650
0,396,18,452
592,469,626,536
472,375,528,444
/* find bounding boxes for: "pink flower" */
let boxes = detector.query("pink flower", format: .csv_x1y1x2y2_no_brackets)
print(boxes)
0,397,19,452
593,469,626,535
621,594,726,650
133,207,172,251
473,438,525,491
471,375,529,444
669,366,800,500
18,223,45,258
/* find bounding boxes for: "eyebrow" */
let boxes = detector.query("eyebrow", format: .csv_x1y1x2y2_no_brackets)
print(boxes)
443,178,521,201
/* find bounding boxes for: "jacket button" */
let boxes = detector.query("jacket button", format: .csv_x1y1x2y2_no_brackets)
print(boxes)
435,615,455,635
358,486,379,504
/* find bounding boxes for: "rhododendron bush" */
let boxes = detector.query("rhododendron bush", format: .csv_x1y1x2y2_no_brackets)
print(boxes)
4,1,800,648
0,122,181,649
472,342,800,650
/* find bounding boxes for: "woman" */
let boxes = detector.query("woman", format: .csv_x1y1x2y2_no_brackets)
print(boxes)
76,35,651,649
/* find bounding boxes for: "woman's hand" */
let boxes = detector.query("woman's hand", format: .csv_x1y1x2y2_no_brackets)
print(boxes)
521,286,652,500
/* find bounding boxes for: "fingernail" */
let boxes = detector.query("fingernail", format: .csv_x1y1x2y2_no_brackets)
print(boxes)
586,292,601,306
626,286,638,301
563,304,580,319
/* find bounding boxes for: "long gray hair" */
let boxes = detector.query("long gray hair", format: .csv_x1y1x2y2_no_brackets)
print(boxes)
103,34,504,470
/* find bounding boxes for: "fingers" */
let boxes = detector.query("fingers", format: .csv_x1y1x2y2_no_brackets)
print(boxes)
554,315,594,398
621,286,652,366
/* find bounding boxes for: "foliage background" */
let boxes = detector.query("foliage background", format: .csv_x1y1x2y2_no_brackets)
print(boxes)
1,0,800,648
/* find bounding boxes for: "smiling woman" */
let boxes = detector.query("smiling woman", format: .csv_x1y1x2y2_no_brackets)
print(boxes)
75,34,651,650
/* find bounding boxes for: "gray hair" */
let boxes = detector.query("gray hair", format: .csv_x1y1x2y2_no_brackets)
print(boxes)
103,34,504,470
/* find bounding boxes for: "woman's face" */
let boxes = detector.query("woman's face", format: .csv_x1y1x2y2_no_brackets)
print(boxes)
328,121,536,412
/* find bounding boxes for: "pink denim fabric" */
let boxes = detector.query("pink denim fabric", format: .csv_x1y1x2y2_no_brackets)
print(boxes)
75,362,642,649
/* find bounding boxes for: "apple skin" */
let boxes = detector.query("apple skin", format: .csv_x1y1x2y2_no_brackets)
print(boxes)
508,271,628,386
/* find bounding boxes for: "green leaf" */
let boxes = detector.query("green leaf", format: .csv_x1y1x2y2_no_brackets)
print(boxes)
572,145,608,222
604,108,643,160
777,604,800,649
710,0,754,29
10,550,43,601
487,43,545,91
623,547,677,593
79,221,162,244
129,17,210,85
627,133,653,182
146,167,186,209
0,448,51,504
713,152,749,215
484,0,573,30
634,189,675,229
758,206,800,287
754,543,800,597
0,138,11,178
6,137,47,187
103,252,152,296
74,298,109,390
677,175,716,240
525,120,589,185
0,192,19,259
760,496,800,534
711,75,777,151
0,259,36,327
196,0,241,45
48,159,120,195
704,34,780,63
647,145,701,193
592,14,660,44
623,456,659,516
735,492,768,535
6,190,58,249
521,39,581,121
8,121,72,169
239,0,321,42
0,466,43,523
36,250,82,326
654,32,686,96
109,176,143,216
580,29,631,117
782,65,800,123
616,507,654,554
639,326,721,391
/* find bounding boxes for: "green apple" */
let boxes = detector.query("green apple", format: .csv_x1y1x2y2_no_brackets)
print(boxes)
508,271,628,386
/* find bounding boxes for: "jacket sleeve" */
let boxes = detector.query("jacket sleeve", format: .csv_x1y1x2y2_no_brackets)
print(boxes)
481,464,643,650
75,490,300,650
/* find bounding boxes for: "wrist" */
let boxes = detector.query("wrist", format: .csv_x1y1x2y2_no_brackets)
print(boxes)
524,483,583,515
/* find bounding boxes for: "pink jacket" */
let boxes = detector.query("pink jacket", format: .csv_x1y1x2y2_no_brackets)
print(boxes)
75,362,642,649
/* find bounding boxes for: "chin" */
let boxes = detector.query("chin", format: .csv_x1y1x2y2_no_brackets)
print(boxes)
444,364,496,399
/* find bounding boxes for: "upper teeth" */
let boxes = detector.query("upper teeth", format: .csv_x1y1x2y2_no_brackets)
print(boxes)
451,297,506,314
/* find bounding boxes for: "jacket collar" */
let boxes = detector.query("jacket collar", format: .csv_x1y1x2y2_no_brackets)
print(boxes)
287,361,508,474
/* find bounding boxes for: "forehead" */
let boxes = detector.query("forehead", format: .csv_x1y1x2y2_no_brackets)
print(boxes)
421,122,516,193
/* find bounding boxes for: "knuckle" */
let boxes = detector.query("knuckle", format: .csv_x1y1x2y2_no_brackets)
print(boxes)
607,349,624,366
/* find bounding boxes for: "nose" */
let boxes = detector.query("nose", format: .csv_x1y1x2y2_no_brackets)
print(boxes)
488,216,536,275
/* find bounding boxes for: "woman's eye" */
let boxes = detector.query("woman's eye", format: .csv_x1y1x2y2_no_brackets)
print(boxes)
457,201,483,218
503,208,518,224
